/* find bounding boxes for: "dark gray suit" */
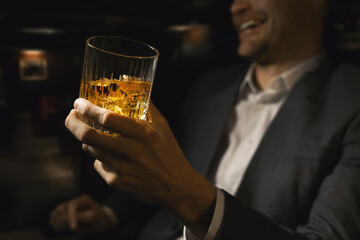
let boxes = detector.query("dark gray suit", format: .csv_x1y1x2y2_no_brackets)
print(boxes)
177,57,360,239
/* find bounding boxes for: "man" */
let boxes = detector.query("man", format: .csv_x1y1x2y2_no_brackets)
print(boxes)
51,0,360,239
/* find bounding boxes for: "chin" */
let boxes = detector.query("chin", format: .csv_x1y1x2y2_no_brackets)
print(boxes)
237,46,257,60
237,43,272,64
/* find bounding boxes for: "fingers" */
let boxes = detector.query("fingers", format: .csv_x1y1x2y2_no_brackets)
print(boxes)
74,98,150,138
82,144,123,167
49,196,90,231
66,109,138,158
67,194,96,230
82,143,116,163
94,160,124,190
68,201,78,230
65,109,108,146
76,210,97,224
49,203,69,231
49,215,68,231
49,195,103,234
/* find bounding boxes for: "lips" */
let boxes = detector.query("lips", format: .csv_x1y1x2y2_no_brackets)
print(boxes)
233,11,268,34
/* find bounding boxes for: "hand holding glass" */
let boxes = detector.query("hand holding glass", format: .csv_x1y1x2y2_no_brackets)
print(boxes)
79,36,159,132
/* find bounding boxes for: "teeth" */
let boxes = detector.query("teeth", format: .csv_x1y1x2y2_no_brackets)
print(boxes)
240,20,261,31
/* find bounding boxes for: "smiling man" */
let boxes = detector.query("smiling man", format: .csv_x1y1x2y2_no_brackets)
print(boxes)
58,0,360,239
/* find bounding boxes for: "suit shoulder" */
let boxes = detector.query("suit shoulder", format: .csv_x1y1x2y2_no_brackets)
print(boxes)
182,61,249,107
324,63,360,115
328,63,360,100
198,61,250,79
190,61,250,91
332,63,360,86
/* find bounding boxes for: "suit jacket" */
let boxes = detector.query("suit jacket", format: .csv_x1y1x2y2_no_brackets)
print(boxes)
177,57,360,240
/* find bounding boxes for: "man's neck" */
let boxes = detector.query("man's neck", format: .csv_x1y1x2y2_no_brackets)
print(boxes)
253,51,323,90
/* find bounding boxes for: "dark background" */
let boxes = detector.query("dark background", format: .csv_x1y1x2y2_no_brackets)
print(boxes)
0,0,359,239
0,0,240,127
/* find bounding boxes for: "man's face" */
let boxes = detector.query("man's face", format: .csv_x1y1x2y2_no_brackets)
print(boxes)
231,0,324,63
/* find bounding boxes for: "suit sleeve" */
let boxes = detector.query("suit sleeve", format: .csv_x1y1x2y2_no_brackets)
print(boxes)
214,112,360,240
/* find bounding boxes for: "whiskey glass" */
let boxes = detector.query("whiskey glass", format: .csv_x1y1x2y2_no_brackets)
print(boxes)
79,36,159,132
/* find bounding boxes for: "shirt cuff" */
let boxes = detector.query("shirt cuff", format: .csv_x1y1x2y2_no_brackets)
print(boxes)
102,205,118,227
184,188,225,240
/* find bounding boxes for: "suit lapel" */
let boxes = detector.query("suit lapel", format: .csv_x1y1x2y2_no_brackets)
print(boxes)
183,63,250,176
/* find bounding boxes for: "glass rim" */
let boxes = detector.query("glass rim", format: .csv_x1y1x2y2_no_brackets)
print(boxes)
86,35,160,59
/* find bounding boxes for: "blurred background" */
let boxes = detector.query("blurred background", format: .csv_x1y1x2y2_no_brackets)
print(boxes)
0,0,359,239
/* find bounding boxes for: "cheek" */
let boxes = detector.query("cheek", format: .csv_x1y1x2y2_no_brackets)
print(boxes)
268,8,297,43
268,20,282,46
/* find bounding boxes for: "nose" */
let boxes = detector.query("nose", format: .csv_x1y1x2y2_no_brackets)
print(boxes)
230,0,251,14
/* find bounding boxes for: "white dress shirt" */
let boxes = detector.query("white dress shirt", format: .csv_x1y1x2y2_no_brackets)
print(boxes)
183,53,323,240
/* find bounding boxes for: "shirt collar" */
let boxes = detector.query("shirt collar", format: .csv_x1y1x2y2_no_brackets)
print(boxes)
241,64,258,95
275,53,325,91
239,53,324,100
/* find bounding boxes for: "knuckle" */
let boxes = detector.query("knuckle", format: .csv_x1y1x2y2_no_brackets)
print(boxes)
159,115,169,126
82,143,89,152
107,176,122,190
64,116,70,128
100,111,113,127
65,109,76,128
107,178,117,188
81,193,92,203
105,174,116,186
93,160,100,170
78,127,95,143
53,205,64,214
144,124,157,139
68,199,77,208
81,103,90,116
